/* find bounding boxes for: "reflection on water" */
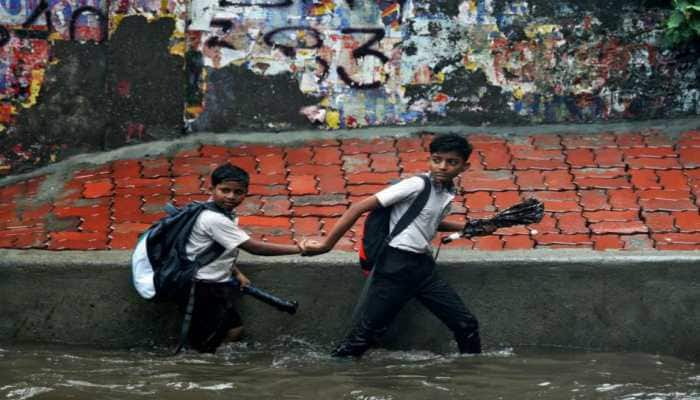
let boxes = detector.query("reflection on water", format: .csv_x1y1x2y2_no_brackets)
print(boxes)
0,337,698,400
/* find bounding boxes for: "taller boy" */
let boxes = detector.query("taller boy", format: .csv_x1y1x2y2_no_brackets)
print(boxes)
305,133,494,357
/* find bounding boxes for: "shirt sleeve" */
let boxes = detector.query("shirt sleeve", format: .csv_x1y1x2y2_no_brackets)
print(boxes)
203,212,251,251
375,176,426,207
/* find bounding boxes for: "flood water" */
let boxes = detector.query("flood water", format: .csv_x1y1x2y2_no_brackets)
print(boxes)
1,337,698,400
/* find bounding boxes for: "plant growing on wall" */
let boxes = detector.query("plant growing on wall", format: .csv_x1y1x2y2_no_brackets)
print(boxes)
664,0,700,46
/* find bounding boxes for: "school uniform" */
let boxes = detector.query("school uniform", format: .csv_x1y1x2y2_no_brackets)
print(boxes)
184,209,250,353
333,174,481,356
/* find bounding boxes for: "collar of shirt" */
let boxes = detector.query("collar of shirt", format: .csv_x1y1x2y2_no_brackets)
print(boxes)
427,173,457,194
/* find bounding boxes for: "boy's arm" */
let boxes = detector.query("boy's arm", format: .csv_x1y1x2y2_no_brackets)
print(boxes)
305,195,381,255
239,239,302,256
232,266,251,288
438,220,465,232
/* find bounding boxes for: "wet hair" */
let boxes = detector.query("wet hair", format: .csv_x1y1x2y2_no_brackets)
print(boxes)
211,163,250,187
429,133,473,161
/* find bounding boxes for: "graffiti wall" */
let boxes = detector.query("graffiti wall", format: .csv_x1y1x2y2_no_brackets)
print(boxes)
0,0,698,174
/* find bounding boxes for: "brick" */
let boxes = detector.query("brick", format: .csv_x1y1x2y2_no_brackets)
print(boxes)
249,173,287,185
400,160,428,174
621,234,655,250
341,138,395,154
112,196,143,222
291,217,322,235
565,148,596,167
80,179,113,199
370,153,399,172
261,196,291,216
575,177,631,189
140,158,171,178
579,190,609,211
624,147,676,158
465,191,494,212
109,232,140,249
291,194,348,206
346,172,398,185
292,205,347,217
626,158,681,170
347,185,387,196
502,235,534,249
652,232,700,244
642,212,675,232
473,236,503,250
396,137,424,152
172,157,220,176
595,148,625,167
592,235,624,250
398,151,430,162
557,213,588,234
48,231,108,250
673,211,700,232
461,171,518,192
493,191,521,210
112,160,141,179
72,165,111,182
244,145,281,157
307,139,340,148
608,189,639,210
200,145,230,158
262,235,296,246
14,229,48,249
512,159,567,170
629,169,660,190
173,175,202,195
590,221,648,234
529,214,559,235
655,243,700,250
515,170,546,190
562,134,616,149
257,154,286,171
19,204,52,224
509,145,564,160
80,212,111,232
584,210,639,222
318,175,346,194
313,147,343,165
172,194,210,206
535,234,592,245
321,217,340,234
637,190,692,201
288,175,317,195
644,133,674,147
248,184,288,196
640,198,695,212
657,170,689,190
572,167,626,179
228,156,257,173
679,130,700,147
530,134,561,149
343,154,372,173
616,133,645,148
288,164,343,176
480,149,511,169
238,216,291,229
544,171,574,190
112,222,151,235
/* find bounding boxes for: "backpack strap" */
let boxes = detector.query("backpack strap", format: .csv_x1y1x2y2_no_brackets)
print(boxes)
387,175,432,241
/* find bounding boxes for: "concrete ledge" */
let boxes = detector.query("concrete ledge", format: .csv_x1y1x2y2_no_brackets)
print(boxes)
1,249,699,360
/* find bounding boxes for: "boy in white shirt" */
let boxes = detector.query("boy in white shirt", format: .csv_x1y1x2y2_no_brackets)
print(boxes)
185,163,307,353
304,133,495,357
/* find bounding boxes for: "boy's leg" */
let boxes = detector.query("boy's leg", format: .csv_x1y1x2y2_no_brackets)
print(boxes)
416,272,481,354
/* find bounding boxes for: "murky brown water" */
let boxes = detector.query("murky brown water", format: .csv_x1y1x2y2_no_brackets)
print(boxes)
1,337,698,399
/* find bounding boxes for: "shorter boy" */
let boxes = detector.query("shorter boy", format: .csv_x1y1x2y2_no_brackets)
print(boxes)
304,133,495,357
185,163,308,353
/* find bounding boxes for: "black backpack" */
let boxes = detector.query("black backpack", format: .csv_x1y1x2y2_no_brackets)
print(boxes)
131,201,230,354
358,175,431,275
132,201,227,303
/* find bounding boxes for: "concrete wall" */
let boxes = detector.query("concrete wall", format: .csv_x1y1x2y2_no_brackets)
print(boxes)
0,0,699,174
1,249,699,360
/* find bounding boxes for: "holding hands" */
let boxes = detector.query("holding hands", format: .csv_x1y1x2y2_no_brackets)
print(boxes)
298,238,330,257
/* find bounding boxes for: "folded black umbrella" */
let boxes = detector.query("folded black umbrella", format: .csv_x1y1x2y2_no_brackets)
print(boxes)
442,198,545,243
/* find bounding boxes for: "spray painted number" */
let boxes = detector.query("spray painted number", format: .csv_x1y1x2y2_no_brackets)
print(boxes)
336,28,388,89
263,26,323,57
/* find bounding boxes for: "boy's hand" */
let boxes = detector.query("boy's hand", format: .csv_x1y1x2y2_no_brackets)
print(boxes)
235,271,251,290
300,239,329,256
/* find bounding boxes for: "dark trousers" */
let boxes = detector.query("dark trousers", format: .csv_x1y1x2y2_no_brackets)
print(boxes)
332,247,481,357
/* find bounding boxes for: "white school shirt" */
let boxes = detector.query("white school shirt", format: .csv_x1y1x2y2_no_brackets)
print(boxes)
374,174,455,254
185,209,250,282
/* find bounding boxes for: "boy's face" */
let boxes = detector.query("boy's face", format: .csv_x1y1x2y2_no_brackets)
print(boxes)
429,150,468,184
211,180,248,212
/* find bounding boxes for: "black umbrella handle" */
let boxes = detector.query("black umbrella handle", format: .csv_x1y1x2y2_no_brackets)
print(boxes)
230,280,298,315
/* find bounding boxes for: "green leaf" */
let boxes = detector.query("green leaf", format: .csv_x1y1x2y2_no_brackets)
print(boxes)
667,11,686,28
